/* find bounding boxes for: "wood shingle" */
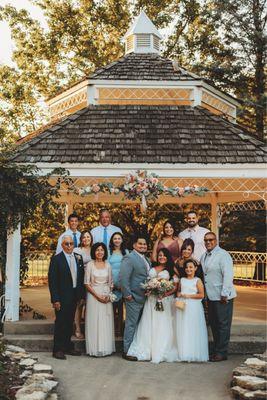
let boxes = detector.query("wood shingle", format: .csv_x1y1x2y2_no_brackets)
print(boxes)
13,105,266,164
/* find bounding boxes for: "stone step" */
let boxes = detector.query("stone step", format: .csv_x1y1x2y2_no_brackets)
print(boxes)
3,334,266,354
4,320,55,335
3,334,123,353
4,320,266,337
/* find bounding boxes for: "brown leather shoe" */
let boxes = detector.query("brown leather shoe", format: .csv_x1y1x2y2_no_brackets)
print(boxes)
65,349,82,356
122,352,138,361
210,354,227,362
53,351,66,360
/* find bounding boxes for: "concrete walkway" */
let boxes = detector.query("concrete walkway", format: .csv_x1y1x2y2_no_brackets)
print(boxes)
36,352,246,400
21,285,267,324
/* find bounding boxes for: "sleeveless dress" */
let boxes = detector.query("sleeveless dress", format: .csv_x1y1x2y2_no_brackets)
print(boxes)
108,250,129,302
175,277,209,362
84,260,115,356
74,247,91,268
157,240,180,262
127,268,178,363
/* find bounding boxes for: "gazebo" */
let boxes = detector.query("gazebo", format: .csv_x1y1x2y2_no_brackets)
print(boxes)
5,11,266,322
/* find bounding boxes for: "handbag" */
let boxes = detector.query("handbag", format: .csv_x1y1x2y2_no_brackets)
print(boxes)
175,299,186,310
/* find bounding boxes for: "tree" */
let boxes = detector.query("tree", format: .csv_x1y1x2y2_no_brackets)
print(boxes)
0,65,46,145
1,1,265,140
161,0,266,138
0,147,71,282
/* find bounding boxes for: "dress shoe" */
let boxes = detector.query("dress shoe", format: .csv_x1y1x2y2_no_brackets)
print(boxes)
65,349,82,356
122,352,138,361
210,354,228,362
53,351,66,360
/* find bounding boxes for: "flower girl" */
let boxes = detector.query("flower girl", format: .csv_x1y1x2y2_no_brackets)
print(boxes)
175,258,209,362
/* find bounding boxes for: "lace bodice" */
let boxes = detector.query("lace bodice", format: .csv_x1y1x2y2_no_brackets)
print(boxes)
149,268,170,280
74,247,91,267
84,260,113,287
180,277,199,295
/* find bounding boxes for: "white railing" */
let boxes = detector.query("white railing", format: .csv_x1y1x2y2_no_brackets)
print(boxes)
23,250,266,285
229,251,266,283
24,250,54,286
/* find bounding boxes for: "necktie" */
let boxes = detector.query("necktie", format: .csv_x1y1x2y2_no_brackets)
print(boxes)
103,227,108,247
69,254,77,288
73,232,78,248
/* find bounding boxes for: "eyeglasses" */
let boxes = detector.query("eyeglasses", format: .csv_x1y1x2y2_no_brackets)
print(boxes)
204,238,216,242
64,242,74,246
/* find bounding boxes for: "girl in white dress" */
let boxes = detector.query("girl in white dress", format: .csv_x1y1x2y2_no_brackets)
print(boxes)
127,248,178,363
175,258,209,362
84,242,115,357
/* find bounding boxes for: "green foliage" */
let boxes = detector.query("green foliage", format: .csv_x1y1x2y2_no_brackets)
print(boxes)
220,209,266,252
0,148,71,282
73,202,211,249
0,0,265,140
162,0,266,137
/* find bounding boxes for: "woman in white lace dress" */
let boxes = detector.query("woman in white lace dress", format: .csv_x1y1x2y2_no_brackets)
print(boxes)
127,248,178,363
175,258,209,362
73,230,93,339
84,242,115,357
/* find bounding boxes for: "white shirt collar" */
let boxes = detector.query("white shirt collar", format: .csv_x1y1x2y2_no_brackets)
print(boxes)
187,224,199,232
63,250,74,258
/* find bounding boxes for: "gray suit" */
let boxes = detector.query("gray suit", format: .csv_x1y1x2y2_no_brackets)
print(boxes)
201,245,237,357
120,250,150,353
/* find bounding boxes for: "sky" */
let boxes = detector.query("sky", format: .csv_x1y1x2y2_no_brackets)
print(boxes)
0,0,45,65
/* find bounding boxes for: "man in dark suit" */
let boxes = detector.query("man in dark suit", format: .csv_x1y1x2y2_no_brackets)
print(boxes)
48,235,85,360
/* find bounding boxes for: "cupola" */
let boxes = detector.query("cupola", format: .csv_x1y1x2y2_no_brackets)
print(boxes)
124,10,162,54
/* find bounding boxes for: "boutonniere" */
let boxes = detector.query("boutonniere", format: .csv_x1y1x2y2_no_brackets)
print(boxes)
74,254,82,261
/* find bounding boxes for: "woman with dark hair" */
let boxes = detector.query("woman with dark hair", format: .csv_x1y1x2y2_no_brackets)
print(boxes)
127,248,178,363
73,230,93,339
108,232,129,337
152,220,182,263
84,242,115,356
174,238,203,281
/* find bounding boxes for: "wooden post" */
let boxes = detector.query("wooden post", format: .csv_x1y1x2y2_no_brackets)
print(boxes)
5,223,21,321
211,193,220,241
64,200,74,229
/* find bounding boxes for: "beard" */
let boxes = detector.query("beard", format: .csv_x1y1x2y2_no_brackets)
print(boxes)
188,221,197,228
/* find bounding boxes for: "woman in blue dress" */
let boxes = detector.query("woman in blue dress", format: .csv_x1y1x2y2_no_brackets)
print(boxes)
109,232,128,337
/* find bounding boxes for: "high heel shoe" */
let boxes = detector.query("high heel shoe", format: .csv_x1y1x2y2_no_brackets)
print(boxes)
75,331,84,339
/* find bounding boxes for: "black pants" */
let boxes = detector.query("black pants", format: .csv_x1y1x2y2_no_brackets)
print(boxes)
208,299,234,357
53,294,77,353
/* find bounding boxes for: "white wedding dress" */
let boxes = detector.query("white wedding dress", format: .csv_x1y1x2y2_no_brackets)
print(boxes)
175,277,209,362
127,268,178,363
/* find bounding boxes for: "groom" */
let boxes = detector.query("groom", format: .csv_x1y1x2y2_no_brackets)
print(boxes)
120,234,150,361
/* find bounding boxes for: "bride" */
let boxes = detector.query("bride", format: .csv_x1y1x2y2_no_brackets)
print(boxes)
127,248,178,363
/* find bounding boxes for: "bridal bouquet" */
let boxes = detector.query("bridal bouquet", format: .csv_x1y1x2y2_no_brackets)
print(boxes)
109,293,117,303
141,278,174,311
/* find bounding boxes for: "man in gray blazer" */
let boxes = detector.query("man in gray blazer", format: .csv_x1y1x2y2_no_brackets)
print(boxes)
201,232,236,362
120,234,150,360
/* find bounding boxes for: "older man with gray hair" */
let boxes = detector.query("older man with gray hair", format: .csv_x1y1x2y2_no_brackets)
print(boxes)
48,235,85,360
201,231,236,362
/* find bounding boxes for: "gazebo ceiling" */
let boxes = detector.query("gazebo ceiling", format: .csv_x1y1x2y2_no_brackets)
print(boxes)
13,105,265,165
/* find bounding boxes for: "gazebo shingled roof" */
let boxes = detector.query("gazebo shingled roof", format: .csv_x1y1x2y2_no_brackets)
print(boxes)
88,53,199,81
12,105,266,164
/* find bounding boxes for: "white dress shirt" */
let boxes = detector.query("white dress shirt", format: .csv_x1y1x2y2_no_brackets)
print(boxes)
90,224,122,247
179,225,209,262
56,229,81,255
62,251,78,288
